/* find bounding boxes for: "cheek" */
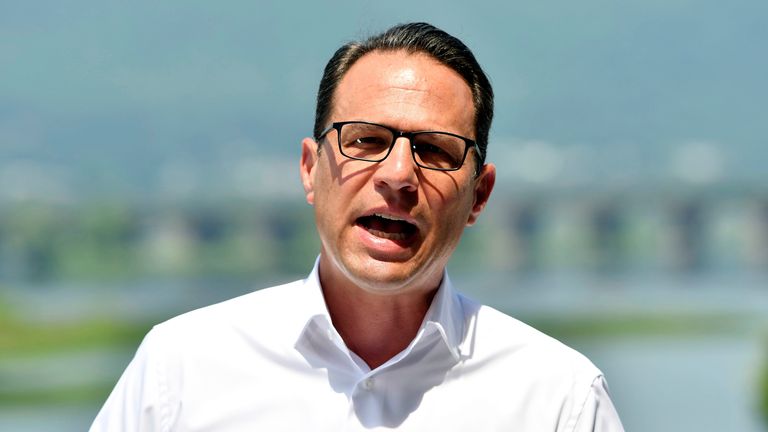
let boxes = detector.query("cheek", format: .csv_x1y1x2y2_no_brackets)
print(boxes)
430,181,474,218
310,171,339,232
429,188,475,240
312,166,362,231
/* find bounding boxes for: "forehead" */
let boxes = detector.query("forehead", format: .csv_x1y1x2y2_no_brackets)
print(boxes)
331,50,475,135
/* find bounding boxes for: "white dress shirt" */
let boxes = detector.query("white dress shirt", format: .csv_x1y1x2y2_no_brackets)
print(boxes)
91,260,624,431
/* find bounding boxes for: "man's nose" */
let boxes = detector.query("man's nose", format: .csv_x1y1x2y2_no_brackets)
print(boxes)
372,137,418,192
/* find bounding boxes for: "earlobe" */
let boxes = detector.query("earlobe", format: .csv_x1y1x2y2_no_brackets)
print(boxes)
300,137,318,205
467,163,496,226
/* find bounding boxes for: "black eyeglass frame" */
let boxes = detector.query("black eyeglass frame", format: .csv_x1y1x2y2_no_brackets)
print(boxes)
317,121,482,172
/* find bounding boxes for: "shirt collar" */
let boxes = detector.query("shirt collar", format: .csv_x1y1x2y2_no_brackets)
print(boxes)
290,257,334,338
419,272,464,361
294,256,465,362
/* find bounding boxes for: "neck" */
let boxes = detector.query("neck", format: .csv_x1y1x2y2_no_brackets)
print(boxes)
318,262,440,370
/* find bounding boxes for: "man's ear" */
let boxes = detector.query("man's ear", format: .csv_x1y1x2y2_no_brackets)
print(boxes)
467,163,496,226
300,137,318,205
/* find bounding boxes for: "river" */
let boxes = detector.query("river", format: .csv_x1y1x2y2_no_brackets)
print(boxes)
1,270,766,431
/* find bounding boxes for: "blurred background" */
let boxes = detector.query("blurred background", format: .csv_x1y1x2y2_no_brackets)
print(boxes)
1,0,767,430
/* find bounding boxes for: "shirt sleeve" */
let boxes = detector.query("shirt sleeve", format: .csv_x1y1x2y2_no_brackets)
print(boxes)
571,375,625,432
89,327,176,432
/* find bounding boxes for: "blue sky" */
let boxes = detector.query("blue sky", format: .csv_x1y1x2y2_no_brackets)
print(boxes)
1,0,766,201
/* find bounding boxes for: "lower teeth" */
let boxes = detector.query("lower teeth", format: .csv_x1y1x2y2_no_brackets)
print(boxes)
367,228,407,240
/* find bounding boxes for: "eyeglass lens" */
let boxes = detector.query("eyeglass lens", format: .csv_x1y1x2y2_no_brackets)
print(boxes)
338,122,466,170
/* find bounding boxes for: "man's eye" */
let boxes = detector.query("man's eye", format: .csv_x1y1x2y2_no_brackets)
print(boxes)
353,136,389,147
414,143,446,154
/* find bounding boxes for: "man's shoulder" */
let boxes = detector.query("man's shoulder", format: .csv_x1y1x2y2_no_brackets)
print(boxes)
151,278,307,343
459,294,602,379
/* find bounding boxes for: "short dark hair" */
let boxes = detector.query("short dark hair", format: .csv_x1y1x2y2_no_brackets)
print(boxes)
313,22,494,171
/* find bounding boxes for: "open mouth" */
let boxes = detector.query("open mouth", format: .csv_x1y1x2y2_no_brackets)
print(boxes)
356,213,418,243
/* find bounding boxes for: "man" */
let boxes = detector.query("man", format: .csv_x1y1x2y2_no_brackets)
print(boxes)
92,22,624,431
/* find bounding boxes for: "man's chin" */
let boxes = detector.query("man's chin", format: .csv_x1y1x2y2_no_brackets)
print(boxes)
342,259,436,296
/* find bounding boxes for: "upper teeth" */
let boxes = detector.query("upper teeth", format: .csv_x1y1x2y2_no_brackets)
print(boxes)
374,213,406,222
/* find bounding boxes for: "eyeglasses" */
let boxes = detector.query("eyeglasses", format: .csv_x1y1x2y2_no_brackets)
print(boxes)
317,121,481,172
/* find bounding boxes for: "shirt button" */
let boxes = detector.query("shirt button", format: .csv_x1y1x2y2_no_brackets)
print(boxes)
363,378,374,390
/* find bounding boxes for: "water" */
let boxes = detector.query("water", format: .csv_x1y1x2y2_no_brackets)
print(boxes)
461,271,768,431
0,405,96,432
2,272,767,431
581,336,766,431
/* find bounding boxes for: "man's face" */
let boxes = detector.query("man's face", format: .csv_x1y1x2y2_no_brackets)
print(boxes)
301,50,495,296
